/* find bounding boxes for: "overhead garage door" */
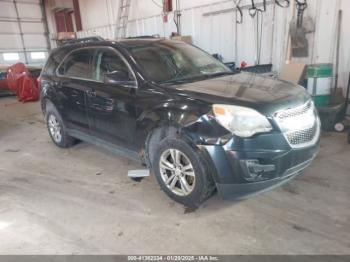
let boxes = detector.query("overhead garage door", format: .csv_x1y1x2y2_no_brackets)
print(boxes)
0,0,50,65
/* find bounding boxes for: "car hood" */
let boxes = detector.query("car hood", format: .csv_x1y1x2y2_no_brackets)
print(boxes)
172,72,310,116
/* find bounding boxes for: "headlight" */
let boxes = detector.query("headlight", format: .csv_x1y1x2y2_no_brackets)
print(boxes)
213,104,273,138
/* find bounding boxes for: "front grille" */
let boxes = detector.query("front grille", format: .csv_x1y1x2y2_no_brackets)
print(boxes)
274,100,320,148
285,124,317,146
275,100,312,121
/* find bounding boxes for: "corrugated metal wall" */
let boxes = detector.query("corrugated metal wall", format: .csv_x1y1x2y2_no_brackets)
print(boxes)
0,0,50,65
76,0,349,91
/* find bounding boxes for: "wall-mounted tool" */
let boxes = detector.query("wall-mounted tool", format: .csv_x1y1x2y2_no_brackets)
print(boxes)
248,0,257,17
204,0,290,20
296,0,307,28
290,0,309,57
333,10,343,98
249,0,266,65
275,0,290,8
232,0,243,24
233,0,243,68
203,0,290,66
249,0,266,18
173,0,181,35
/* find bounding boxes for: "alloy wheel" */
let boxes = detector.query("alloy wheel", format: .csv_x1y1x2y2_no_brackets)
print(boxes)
48,114,62,143
159,149,195,196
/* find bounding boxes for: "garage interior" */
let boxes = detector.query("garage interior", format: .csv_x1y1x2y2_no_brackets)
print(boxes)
0,0,350,256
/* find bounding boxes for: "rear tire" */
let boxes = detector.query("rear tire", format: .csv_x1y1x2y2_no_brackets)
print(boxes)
152,137,215,208
45,102,76,148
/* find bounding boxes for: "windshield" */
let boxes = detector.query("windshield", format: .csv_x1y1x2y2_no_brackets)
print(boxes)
127,41,232,84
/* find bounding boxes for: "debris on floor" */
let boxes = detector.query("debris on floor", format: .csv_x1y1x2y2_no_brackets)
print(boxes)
127,169,150,178
5,149,20,153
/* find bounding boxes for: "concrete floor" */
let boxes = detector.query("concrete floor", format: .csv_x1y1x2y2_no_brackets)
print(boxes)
0,96,350,255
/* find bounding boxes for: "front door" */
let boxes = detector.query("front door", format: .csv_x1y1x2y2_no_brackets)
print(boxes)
86,47,139,150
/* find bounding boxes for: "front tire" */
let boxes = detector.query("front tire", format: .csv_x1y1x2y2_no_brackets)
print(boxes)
45,102,76,148
153,137,215,208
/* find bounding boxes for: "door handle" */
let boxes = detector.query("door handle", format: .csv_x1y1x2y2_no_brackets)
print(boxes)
86,90,96,97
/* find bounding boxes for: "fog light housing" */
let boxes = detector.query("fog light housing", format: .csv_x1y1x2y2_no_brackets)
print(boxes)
240,159,276,182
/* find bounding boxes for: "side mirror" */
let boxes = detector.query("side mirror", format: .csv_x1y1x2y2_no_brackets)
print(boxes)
103,70,137,88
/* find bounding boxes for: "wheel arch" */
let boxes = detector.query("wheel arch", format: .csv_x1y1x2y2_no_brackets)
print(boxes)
143,122,184,168
140,104,205,158
143,120,219,182
41,96,51,116
41,96,61,117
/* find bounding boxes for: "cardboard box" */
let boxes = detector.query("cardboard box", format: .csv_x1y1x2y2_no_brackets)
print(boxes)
280,63,306,85
57,32,76,40
171,35,193,44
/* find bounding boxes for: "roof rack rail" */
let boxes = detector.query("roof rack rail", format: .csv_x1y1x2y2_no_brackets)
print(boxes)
61,36,105,46
125,35,159,39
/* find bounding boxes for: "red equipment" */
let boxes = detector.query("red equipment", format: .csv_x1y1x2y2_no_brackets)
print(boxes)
240,61,248,69
6,63,41,102
162,0,172,23
163,0,172,12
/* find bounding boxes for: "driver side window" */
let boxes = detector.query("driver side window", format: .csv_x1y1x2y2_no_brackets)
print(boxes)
93,49,133,82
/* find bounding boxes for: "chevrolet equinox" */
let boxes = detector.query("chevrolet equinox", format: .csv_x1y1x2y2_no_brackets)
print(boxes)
40,38,320,207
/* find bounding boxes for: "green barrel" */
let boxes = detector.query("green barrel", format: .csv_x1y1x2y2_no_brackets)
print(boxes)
307,63,333,107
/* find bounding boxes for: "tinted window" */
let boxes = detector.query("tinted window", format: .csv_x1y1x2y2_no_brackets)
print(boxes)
58,49,92,79
127,41,230,84
42,48,67,76
93,49,132,82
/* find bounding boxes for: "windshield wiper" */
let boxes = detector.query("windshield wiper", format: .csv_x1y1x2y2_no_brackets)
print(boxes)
160,79,192,85
160,72,234,85
204,71,234,78
160,75,206,85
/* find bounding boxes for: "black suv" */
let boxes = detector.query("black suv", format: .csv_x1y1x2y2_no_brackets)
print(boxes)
40,37,320,207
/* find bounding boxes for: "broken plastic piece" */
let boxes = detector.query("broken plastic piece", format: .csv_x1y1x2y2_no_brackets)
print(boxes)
127,169,150,178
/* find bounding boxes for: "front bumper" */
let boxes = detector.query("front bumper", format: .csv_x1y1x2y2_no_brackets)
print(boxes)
215,155,315,199
202,132,320,199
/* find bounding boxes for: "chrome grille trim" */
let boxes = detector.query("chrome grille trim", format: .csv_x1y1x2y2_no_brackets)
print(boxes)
274,100,320,149
275,100,312,121
285,124,317,146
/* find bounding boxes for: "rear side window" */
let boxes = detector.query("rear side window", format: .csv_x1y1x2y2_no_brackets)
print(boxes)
57,49,93,79
92,48,133,82
42,48,67,76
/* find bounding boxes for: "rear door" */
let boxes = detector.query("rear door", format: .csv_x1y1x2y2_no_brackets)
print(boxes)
86,47,139,149
56,49,94,132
